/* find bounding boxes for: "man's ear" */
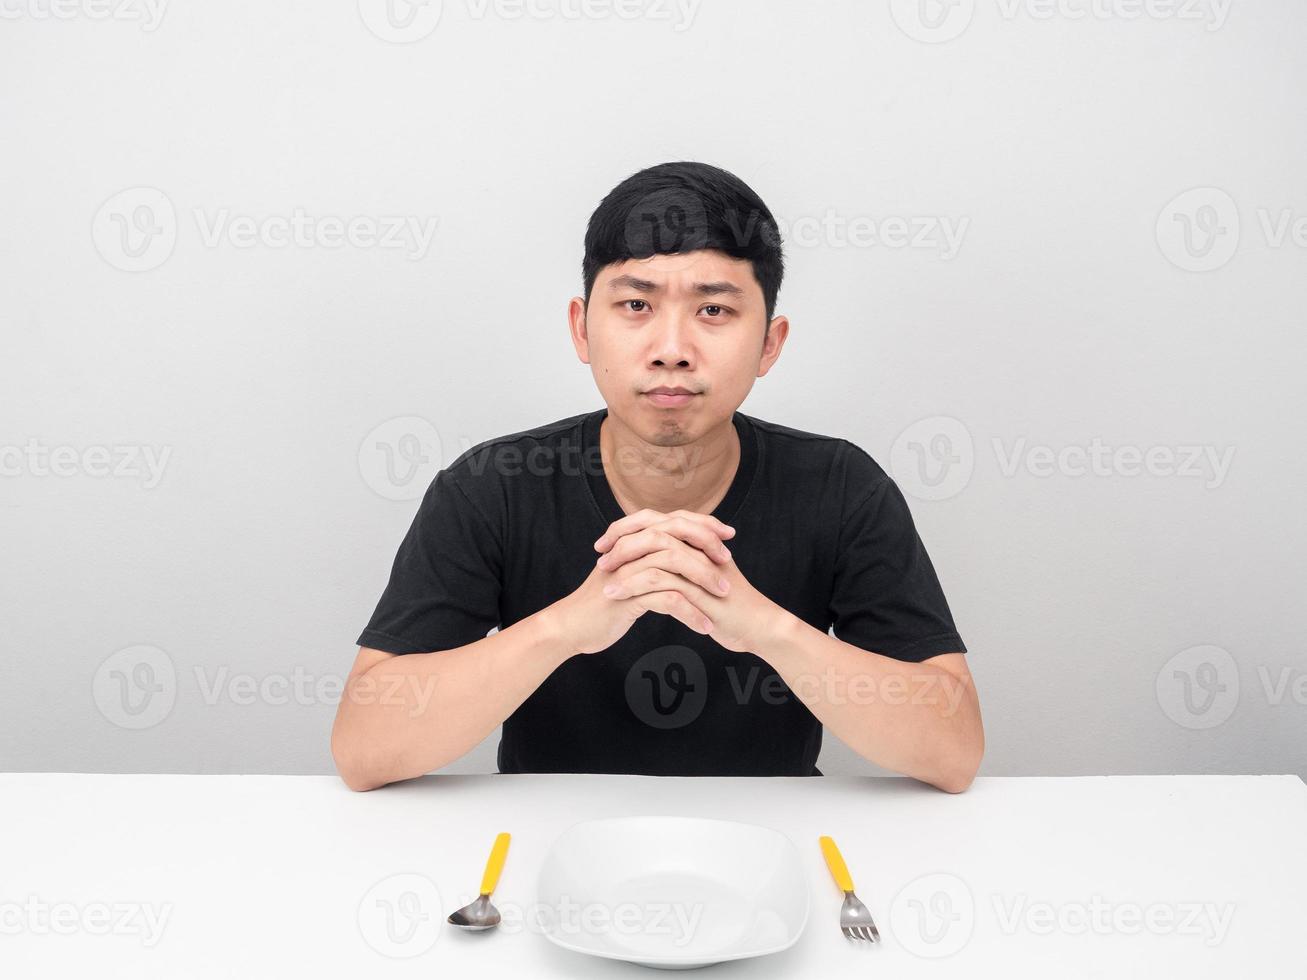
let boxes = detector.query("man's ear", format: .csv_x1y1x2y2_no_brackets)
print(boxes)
568,295,591,364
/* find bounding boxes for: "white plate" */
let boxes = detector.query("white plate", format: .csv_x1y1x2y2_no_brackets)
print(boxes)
536,815,809,970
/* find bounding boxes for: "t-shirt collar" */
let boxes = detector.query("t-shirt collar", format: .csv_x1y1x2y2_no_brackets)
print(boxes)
581,405,759,528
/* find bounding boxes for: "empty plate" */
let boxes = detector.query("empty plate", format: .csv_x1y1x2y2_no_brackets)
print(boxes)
536,815,808,970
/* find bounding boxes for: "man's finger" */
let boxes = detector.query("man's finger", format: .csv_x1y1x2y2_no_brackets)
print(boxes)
594,508,734,553
597,522,732,573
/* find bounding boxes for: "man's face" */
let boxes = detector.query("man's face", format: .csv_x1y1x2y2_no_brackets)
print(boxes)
569,249,787,448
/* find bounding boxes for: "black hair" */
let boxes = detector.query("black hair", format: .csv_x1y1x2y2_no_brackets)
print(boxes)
582,161,785,328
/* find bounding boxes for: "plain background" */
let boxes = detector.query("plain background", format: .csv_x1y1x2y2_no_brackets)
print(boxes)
2,0,1303,780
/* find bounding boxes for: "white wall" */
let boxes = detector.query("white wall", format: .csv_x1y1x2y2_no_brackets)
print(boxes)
3,0,1303,779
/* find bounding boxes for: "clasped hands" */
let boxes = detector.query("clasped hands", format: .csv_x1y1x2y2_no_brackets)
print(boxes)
557,508,788,656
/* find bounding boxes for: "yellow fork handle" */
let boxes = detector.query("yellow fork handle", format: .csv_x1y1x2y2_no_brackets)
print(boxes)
819,835,854,892
480,832,511,896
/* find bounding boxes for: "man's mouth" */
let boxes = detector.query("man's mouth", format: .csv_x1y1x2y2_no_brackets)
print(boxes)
643,387,698,408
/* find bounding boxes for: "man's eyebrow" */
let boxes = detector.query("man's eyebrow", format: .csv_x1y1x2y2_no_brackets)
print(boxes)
607,274,745,298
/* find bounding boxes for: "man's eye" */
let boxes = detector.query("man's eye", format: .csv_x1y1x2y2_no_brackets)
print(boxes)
622,299,649,312
702,305,725,318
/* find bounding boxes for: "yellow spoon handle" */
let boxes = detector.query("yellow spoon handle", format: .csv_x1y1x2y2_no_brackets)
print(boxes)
479,832,511,896
819,835,855,892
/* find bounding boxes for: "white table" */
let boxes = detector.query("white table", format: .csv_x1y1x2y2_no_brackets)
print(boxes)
3,773,1304,977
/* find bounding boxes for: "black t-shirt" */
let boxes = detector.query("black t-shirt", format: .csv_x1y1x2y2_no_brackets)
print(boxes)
356,406,967,776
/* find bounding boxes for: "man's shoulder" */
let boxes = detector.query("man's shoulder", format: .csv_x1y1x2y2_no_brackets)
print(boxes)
745,412,890,491
445,411,589,468
436,410,594,502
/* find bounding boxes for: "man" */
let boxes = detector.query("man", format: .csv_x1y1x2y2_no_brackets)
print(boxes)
332,161,983,792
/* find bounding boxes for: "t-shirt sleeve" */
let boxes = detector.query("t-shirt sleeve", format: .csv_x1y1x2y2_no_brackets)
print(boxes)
827,464,967,664
355,468,502,655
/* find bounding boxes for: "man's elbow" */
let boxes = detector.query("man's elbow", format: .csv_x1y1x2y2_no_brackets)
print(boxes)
331,724,388,792
932,730,984,794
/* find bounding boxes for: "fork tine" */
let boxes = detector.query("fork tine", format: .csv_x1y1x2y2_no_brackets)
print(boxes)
868,922,881,942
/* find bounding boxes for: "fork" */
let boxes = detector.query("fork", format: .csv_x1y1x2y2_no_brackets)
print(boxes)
819,835,880,943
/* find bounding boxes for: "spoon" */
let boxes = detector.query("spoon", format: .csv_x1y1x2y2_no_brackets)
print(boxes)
447,832,511,931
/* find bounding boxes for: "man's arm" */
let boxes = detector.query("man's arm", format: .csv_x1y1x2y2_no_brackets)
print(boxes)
755,616,983,793
330,608,574,791
332,512,734,791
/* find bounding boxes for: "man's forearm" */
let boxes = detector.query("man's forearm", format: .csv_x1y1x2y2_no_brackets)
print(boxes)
331,608,576,791
755,613,984,793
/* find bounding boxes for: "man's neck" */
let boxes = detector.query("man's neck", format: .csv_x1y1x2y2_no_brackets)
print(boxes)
599,412,740,518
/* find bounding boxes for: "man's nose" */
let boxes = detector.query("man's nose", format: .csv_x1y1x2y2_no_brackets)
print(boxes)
648,311,696,368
